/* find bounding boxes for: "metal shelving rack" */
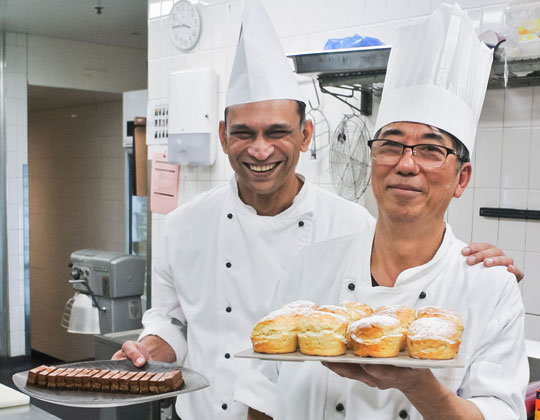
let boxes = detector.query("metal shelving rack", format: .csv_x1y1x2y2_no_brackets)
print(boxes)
289,46,540,115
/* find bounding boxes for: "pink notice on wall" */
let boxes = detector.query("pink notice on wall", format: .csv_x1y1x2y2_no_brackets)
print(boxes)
150,152,180,214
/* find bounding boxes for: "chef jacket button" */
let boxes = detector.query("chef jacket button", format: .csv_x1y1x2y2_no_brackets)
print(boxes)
419,291,427,299
225,353,230,359
335,403,344,412
222,403,228,410
227,213,233,219
226,261,232,268
298,220,304,227
348,283,355,291
399,409,408,418
226,306,232,313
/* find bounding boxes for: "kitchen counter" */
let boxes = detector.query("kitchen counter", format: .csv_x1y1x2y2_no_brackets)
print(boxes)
0,404,60,419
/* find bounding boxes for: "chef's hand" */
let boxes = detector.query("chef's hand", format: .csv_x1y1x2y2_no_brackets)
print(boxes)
111,335,175,367
322,363,483,420
322,362,425,391
462,242,524,282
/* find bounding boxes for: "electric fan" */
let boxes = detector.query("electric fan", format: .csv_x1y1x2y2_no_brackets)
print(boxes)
329,114,371,202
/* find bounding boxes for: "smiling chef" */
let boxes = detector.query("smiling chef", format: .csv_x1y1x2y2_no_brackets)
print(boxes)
113,1,524,419
235,3,528,420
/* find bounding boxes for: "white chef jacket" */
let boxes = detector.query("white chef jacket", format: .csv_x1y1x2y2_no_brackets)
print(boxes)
234,223,528,420
139,175,375,420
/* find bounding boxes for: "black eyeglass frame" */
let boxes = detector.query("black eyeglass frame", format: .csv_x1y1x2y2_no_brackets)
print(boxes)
367,139,460,166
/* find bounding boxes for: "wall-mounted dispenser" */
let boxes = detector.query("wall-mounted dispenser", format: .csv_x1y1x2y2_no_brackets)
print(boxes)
168,67,217,166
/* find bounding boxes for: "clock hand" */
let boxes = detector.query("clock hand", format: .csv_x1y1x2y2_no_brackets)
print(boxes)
172,23,192,29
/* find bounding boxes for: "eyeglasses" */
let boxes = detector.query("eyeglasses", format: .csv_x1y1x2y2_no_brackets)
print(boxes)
367,139,458,168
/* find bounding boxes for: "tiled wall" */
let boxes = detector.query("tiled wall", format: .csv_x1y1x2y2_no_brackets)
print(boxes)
147,0,540,338
28,101,126,361
5,32,29,356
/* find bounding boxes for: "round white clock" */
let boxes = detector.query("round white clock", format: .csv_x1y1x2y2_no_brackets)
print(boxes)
169,0,201,51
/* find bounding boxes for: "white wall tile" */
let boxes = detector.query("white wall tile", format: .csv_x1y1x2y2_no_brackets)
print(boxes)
472,188,500,243
387,0,410,20
527,190,540,252
523,252,540,316
364,0,387,24
501,127,530,189
504,87,533,127
498,189,527,250
149,0,161,19
410,0,431,17
530,128,540,190
448,187,474,243
479,4,505,34
525,313,540,340
474,128,502,189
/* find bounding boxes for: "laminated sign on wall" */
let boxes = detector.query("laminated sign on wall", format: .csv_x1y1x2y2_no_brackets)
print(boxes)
150,153,180,214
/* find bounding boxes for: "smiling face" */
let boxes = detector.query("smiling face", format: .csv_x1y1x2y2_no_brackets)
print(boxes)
371,122,471,225
219,99,313,213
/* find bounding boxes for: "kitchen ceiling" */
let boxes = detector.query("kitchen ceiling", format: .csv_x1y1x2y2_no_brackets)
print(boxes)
0,0,148,50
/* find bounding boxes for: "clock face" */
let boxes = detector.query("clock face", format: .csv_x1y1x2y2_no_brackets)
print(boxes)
169,0,201,51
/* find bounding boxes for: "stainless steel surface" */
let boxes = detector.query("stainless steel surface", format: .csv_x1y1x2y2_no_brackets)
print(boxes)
236,348,465,369
289,46,391,75
0,404,61,419
12,360,209,408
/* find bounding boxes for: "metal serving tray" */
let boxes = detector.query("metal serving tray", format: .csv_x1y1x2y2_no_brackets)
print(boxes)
236,348,465,369
12,360,209,408
288,45,391,76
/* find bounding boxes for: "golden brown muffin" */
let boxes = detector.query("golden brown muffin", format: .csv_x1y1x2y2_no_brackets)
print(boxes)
416,306,464,333
251,309,300,354
282,300,319,311
297,311,348,356
349,314,405,357
407,317,462,360
374,305,416,350
340,301,374,318
319,304,372,349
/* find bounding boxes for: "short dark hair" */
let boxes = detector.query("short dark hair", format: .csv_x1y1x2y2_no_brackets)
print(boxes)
224,100,306,128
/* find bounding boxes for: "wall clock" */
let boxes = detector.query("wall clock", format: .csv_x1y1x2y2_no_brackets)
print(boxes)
169,0,201,51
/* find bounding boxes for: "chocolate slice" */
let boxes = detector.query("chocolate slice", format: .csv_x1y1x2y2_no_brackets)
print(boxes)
81,369,101,391
157,370,184,393
148,372,165,394
46,368,66,389
56,368,75,390
128,371,147,393
27,365,48,386
119,371,138,392
99,370,120,392
90,369,110,391
65,368,85,389
109,371,128,392
138,372,156,394
37,366,58,387
73,369,92,390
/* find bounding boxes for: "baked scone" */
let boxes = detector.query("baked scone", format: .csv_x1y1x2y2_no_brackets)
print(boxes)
374,305,416,328
349,314,405,357
407,317,462,360
251,309,300,354
340,301,374,318
297,311,348,356
282,300,319,311
319,304,371,348
416,306,464,333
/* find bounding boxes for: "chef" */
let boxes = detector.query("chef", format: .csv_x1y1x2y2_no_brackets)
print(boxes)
237,4,528,420
114,2,523,419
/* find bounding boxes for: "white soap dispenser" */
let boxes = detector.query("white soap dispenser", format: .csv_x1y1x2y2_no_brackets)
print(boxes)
168,67,217,166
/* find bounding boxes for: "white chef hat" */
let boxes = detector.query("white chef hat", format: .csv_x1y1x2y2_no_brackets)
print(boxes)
225,0,304,108
374,3,493,153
